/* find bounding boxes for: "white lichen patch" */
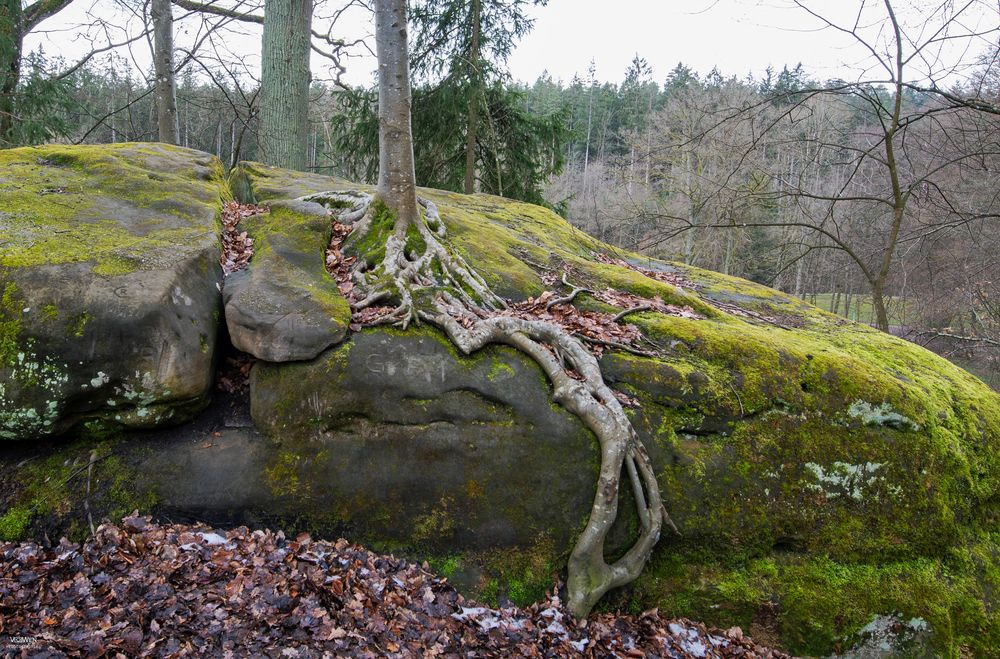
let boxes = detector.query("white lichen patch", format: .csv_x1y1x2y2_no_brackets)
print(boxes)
847,400,920,432
171,285,194,307
110,371,168,426
846,614,935,656
804,461,884,500
0,341,70,439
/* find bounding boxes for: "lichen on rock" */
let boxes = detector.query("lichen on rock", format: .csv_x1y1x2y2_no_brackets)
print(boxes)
0,143,228,439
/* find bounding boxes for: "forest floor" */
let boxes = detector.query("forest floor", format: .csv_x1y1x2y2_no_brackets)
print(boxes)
1,516,792,658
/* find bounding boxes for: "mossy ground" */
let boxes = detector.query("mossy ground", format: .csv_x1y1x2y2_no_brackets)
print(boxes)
0,422,158,543
618,534,1000,657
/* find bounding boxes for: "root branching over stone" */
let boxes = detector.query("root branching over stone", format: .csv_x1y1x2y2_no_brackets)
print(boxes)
305,190,677,618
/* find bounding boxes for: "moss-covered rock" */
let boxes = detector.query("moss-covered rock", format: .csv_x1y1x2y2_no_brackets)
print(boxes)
2,147,999,656
238,162,1000,656
0,143,226,439
250,327,599,550
223,198,351,361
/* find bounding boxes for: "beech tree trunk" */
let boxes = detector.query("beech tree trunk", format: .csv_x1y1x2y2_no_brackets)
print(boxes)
375,0,419,226
872,279,890,332
151,0,178,144
260,0,312,170
359,0,671,618
583,81,593,181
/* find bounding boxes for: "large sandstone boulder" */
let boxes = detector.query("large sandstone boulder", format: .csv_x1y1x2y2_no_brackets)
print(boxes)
0,144,225,439
229,162,1000,656
2,151,1000,656
250,327,598,550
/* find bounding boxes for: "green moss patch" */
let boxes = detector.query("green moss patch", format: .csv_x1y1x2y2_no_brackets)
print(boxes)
0,143,226,276
0,429,159,542
0,505,31,541
344,199,396,269
626,534,1000,657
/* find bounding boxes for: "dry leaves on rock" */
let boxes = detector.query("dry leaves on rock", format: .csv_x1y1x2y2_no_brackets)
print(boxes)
504,291,643,356
1,517,792,658
592,253,800,329
590,287,703,321
220,201,265,276
594,252,693,291
326,220,377,317
351,306,397,331
326,221,407,330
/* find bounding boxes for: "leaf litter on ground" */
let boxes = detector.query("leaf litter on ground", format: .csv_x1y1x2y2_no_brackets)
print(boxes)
1,517,793,658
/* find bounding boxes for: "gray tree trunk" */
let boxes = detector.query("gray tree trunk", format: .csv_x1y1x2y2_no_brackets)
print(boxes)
260,0,312,170
583,84,593,181
375,0,419,226
462,0,481,194
151,0,179,144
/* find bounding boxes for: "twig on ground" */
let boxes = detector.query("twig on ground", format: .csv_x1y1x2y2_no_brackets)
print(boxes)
727,380,745,418
85,449,98,537
575,333,658,358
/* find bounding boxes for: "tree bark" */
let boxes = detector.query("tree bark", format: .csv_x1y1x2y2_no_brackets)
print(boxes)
375,0,419,226
583,77,594,182
872,279,890,331
462,0,481,194
0,0,23,145
151,0,179,144
358,0,669,618
260,0,312,170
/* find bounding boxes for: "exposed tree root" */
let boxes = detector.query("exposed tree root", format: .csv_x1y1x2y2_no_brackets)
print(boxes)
613,304,655,323
546,273,593,310
303,189,677,618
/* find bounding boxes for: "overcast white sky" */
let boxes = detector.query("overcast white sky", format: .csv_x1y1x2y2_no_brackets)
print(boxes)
507,0,865,85
23,0,1000,88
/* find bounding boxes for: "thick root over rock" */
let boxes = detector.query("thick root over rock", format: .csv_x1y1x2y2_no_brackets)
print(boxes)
303,190,675,618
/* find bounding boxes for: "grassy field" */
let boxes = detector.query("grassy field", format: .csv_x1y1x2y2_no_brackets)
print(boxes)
801,293,913,326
